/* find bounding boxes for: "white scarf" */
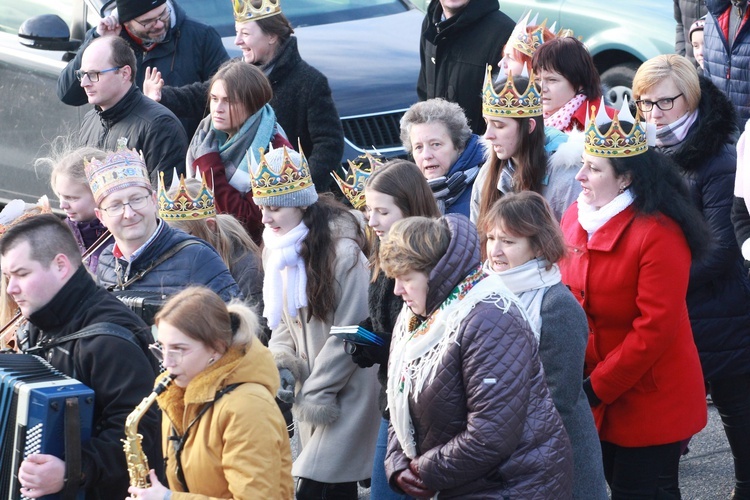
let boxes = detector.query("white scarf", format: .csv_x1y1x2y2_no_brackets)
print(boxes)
483,257,560,339
261,222,309,329
577,189,635,238
387,273,529,459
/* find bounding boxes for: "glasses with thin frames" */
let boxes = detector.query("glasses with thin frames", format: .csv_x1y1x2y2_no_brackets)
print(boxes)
75,66,122,82
132,6,171,30
100,194,150,216
635,93,684,112
149,342,186,365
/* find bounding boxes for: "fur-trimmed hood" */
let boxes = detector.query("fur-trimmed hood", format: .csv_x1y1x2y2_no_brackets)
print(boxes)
662,77,738,172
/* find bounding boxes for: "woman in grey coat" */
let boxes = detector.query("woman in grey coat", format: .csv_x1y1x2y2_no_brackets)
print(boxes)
479,191,607,499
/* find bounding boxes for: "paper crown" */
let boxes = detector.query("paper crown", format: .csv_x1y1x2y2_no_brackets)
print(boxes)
482,64,542,118
158,169,216,221
508,12,554,57
233,0,282,23
584,98,654,158
332,153,384,209
84,147,151,205
249,143,318,207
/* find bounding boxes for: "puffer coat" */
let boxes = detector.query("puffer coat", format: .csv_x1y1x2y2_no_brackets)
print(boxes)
385,214,573,499
656,77,750,381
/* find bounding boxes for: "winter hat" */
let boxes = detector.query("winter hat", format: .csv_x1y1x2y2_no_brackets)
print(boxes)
689,16,706,43
117,0,167,23
249,143,318,207
85,146,152,205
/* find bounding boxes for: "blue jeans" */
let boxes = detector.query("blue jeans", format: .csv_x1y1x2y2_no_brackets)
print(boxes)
371,418,413,500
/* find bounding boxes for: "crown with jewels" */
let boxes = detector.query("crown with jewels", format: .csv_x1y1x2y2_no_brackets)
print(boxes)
84,146,151,205
158,169,216,221
508,12,555,57
482,64,542,118
233,0,282,23
584,98,654,158
249,142,318,207
331,153,385,209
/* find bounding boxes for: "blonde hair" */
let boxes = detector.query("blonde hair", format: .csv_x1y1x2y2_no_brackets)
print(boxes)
40,144,106,194
379,217,450,278
632,54,701,112
155,286,259,353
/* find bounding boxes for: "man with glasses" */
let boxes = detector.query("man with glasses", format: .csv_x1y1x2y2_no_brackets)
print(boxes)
1,214,161,499
86,147,241,303
57,0,228,137
77,36,187,188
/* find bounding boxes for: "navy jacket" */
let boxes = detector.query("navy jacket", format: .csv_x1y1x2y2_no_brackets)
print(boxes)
57,1,228,137
704,0,750,125
97,221,241,302
657,77,750,381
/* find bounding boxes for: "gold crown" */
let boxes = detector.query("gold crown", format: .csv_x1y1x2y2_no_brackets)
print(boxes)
482,65,542,118
233,0,282,23
508,12,551,57
332,153,384,209
584,99,650,158
249,143,318,206
158,170,216,221
84,147,151,205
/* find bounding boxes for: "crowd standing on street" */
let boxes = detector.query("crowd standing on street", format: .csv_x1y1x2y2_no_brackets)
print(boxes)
5,0,750,498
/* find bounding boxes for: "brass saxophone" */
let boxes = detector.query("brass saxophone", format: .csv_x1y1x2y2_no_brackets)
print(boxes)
123,373,174,487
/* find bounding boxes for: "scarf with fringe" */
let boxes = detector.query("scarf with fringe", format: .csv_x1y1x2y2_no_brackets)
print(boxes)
577,189,635,238
262,222,309,329
387,270,531,459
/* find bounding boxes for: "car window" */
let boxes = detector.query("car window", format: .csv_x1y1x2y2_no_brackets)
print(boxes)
0,2,73,34
179,0,408,35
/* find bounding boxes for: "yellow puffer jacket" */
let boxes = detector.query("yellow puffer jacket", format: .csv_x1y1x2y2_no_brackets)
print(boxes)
157,337,293,499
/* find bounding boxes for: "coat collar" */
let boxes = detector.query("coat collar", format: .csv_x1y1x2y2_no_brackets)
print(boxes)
28,265,99,331
567,202,637,252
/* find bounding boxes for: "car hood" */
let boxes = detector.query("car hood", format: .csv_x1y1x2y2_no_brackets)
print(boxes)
225,9,422,117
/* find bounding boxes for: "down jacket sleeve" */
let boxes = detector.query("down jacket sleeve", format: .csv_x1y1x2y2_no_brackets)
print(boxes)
415,305,536,490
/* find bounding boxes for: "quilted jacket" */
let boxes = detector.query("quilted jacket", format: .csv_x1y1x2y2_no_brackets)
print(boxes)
656,78,750,382
385,214,573,499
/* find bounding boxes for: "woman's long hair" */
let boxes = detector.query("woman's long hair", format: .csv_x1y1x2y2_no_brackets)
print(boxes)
478,107,546,222
607,122,710,258
301,193,366,322
364,160,441,281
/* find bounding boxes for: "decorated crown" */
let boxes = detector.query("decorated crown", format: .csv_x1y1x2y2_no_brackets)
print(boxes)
332,153,384,209
508,12,552,57
233,0,282,23
158,169,216,221
84,146,151,205
482,64,542,118
249,142,318,207
584,98,654,158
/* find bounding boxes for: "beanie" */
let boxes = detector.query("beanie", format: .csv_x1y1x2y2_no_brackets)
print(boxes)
117,0,167,23
250,145,318,207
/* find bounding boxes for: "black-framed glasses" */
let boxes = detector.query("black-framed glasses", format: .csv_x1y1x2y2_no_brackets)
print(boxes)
132,6,171,29
100,194,150,216
635,93,684,112
75,66,122,82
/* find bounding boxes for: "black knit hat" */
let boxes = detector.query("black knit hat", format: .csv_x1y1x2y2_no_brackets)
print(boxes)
117,0,167,23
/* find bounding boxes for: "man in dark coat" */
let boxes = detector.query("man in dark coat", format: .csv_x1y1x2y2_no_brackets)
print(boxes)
86,147,241,303
418,0,514,135
76,36,186,188
3,215,161,500
57,0,228,137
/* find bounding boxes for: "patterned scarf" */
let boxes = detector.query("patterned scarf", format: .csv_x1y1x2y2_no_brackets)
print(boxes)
654,109,699,148
544,93,587,131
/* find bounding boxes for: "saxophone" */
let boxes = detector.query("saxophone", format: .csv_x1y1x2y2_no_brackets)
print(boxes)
123,373,174,487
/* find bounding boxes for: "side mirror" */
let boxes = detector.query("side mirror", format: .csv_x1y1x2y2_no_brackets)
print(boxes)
18,15,81,52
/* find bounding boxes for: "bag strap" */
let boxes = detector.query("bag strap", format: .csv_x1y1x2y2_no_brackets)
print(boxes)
109,240,201,291
26,322,140,355
170,383,242,492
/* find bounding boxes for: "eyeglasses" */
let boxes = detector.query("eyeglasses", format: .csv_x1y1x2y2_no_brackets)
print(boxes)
635,93,684,112
100,194,150,216
75,66,122,82
132,6,171,30
149,342,187,365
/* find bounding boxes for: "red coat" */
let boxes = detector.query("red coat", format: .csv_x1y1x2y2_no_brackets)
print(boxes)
568,99,616,133
559,203,707,447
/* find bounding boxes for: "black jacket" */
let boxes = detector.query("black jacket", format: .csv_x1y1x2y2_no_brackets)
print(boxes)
159,38,344,191
657,77,750,381
418,0,514,135
57,1,228,137
23,266,161,500
78,85,187,187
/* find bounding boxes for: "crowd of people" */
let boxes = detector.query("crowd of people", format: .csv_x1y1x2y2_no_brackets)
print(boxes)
4,0,750,499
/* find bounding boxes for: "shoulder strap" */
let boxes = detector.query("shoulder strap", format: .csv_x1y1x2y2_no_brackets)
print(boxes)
171,383,242,492
27,322,139,354
109,239,201,291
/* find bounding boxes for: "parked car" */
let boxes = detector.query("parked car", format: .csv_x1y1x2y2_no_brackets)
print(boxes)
0,0,422,204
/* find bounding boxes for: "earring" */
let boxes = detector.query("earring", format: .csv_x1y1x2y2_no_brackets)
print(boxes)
208,357,215,365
